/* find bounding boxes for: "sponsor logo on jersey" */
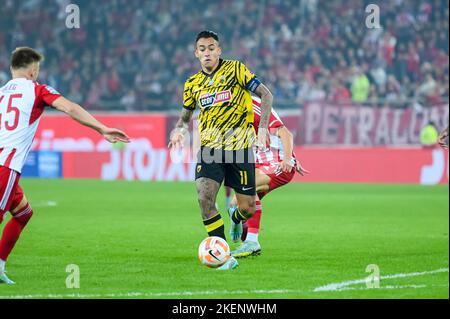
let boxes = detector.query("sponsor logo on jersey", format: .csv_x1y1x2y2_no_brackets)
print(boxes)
45,85,60,95
199,90,232,108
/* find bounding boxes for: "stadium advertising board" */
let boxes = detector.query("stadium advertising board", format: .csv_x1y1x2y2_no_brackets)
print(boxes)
32,113,447,184
21,151,62,178
32,114,193,180
293,147,448,185
290,103,448,146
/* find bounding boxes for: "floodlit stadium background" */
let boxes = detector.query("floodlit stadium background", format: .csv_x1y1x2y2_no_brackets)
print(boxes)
1,0,448,184
0,0,448,300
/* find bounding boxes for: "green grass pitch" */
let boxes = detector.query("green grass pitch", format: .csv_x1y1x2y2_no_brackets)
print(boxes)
0,180,448,299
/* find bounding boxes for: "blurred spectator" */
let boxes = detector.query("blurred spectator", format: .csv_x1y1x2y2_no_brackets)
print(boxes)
120,90,137,111
350,67,370,103
66,80,83,104
420,121,439,147
329,78,351,103
416,73,439,103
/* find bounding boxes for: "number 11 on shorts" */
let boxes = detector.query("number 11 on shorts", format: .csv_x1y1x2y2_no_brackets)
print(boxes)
240,170,248,185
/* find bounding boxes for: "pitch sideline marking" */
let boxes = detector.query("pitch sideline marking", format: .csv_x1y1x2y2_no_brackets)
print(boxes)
0,289,298,299
334,284,449,292
31,200,58,207
0,267,448,299
0,200,57,218
313,267,449,292
0,284,445,299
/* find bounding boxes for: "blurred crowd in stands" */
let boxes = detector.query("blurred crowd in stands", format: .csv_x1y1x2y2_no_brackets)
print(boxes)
0,0,448,110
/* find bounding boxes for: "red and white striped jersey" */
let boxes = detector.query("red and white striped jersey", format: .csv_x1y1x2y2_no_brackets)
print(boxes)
0,78,61,173
252,96,297,166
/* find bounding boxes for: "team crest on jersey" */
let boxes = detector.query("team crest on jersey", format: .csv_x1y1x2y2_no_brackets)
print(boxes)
218,75,227,84
197,165,202,173
198,90,232,108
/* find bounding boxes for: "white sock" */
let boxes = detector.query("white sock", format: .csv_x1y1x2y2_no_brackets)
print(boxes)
246,232,259,243
0,259,5,273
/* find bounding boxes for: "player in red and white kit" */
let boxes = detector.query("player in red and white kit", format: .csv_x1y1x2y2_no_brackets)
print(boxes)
228,97,309,258
0,47,130,284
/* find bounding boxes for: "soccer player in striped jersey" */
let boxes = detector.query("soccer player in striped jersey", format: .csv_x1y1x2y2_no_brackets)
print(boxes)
0,47,130,284
169,31,273,270
229,96,309,258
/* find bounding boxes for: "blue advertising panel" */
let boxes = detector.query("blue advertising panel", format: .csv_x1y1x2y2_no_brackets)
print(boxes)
22,151,62,178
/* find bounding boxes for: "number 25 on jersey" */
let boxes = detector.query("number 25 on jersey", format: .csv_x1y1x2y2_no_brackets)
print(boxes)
0,94,22,131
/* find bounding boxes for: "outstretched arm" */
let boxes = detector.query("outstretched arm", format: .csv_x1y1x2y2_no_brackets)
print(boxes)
438,126,449,149
168,108,194,149
277,126,310,176
51,97,130,143
277,126,295,173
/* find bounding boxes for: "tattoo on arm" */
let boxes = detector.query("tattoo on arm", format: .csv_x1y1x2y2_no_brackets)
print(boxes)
176,108,193,130
254,83,273,129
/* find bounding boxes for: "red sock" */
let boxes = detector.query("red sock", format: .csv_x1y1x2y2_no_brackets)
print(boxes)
246,200,262,237
225,187,232,197
0,204,33,261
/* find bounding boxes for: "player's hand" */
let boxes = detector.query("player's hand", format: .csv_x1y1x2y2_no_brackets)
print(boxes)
101,127,131,143
278,159,295,173
295,162,310,176
168,128,186,149
257,127,270,151
438,131,449,149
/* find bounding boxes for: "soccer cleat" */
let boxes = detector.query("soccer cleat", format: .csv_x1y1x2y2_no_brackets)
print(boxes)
231,240,262,258
0,272,15,285
228,207,243,242
216,256,239,270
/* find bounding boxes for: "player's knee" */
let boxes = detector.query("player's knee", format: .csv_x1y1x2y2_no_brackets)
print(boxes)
12,203,33,224
238,203,256,219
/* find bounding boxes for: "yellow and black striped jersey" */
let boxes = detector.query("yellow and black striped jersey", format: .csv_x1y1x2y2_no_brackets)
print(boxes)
183,59,261,150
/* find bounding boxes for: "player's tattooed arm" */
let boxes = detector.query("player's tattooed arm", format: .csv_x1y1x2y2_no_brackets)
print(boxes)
175,108,194,132
254,83,273,149
169,108,193,148
254,83,273,129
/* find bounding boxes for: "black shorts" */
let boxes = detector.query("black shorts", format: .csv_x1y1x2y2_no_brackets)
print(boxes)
195,147,256,196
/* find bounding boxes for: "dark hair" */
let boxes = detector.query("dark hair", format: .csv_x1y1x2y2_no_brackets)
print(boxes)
196,30,219,43
11,47,44,69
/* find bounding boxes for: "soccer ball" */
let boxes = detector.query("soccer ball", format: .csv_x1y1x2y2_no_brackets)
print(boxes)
198,236,231,268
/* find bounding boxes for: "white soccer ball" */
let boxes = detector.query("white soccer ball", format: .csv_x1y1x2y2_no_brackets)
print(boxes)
198,236,231,268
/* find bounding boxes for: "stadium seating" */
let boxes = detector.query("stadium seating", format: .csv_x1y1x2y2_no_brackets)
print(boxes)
0,0,448,110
